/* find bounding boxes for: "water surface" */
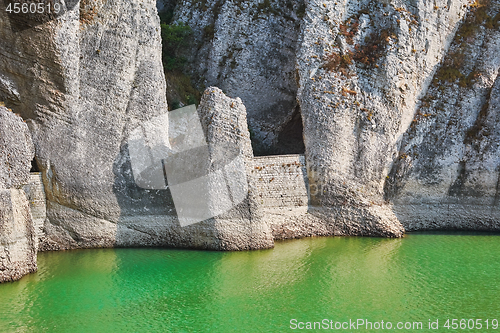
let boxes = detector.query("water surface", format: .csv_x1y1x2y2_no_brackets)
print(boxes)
1,233,499,332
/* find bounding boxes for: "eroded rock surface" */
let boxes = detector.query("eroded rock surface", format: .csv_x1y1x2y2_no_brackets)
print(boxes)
0,107,36,282
0,0,498,254
387,4,500,230
196,87,273,249
0,0,173,250
291,0,465,236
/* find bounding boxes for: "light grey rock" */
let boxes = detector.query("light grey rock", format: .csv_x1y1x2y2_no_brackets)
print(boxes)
0,107,36,283
168,0,500,238
295,0,473,237
1,0,172,250
197,87,273,250
0,107,34,189
0,189,37,283
388,6,500,230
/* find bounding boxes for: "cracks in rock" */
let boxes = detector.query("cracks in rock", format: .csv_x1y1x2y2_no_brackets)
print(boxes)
120,224,160,238
494,168,500,208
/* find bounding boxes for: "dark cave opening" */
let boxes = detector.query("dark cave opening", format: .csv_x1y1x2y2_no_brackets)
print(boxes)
30,158,40,173
276,106,305,155
252,105,306,156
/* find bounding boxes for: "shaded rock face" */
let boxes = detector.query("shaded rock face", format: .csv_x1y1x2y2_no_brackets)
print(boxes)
0,107,36,283
170,0,305,155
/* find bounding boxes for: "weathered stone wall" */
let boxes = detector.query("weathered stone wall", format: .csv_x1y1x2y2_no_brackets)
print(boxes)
251,155,308,209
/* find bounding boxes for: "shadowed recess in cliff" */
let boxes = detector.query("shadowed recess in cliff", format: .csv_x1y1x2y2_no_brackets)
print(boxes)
161,0,305,157
269,105,305,156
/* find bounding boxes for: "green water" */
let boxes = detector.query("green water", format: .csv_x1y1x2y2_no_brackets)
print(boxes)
0,233,499,332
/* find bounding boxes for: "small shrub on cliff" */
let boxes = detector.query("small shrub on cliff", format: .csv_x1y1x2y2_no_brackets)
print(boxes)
457,0,497,40
161,22,192,71
323,28,393,75
323,52,353,76
352,30,392,67
203,23,215,40
339,18,359,45
160,21,202,109
296,3,306,18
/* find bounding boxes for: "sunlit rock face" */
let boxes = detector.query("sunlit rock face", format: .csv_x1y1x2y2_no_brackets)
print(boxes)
387,2,500,230
0,107,37,282
0,0,172,249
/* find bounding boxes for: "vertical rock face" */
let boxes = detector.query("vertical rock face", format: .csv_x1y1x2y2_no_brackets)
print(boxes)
0,0,171,249
197,87,273,250
0,107,36,282
295,0,470,235
387,2,500,230
171,0,305,154
0,108,34,189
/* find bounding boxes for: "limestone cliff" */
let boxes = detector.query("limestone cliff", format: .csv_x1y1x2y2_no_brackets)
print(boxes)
387,1,500,230
0,0,498,258
0,0,176,250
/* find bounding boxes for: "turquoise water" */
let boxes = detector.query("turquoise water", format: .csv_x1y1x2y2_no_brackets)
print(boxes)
0,233,499,332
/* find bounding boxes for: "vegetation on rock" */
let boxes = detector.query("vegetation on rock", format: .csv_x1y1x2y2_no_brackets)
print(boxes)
160,15,201,109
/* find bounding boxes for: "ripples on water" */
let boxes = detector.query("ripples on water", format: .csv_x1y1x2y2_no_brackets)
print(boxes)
0,233,499,332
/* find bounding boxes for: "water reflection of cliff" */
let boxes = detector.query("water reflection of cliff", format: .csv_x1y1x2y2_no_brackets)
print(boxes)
205,237,404,331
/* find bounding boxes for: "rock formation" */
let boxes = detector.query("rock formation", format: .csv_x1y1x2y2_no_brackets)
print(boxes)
0,107,37,282
388,8,500,230
0,0,498,262
166,0,499,235
196,87,273,249
0,0,174,250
